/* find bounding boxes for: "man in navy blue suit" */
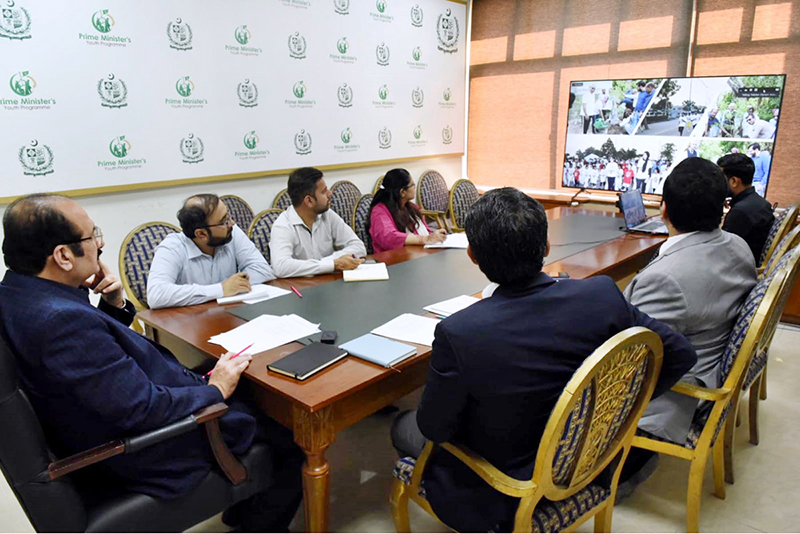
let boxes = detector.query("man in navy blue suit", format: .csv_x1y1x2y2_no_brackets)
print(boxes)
391,188,697,532
0,194,302,532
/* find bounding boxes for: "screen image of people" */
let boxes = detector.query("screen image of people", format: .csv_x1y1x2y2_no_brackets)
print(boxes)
565,75,784,197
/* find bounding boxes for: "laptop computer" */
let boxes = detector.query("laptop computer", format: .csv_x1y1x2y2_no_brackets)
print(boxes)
619,190,668,235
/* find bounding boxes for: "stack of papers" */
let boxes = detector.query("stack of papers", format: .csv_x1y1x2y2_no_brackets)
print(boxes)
343,262,389,282
423,295,480,317
209,314,320,354
423,233,469,249
371,313,441,346
216,284,291,305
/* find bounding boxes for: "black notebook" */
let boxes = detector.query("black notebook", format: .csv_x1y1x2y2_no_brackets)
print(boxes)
267,342,348,381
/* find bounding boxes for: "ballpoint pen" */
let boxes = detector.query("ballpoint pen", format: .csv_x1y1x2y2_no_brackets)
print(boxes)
206,343,254,377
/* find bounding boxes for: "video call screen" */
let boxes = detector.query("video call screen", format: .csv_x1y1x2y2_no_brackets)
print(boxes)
563,75,785,197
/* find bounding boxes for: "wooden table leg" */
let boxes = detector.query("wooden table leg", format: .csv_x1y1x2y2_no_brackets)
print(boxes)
293,405,335,533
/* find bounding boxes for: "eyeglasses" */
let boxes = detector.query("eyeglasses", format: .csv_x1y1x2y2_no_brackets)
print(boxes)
403,181,416,190
64,226,104,247
205,214,234,228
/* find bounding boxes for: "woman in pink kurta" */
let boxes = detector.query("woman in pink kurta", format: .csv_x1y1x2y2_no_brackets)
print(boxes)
368,168,447,253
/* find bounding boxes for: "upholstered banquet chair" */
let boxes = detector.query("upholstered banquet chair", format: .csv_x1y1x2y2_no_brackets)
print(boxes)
247,209,283,263
329,180,362,227
373,175,385,195
272,188,292,211
352,194,374,255
220,195,255,232
757,203,799,276
448,179,480,232
119,222,181,311
631,245,800,532
416,170,450,231
390,327,664,533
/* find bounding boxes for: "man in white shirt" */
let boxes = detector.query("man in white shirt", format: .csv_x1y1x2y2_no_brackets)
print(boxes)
581,85,598,134
147,194,275,309
270,167,367,278
742,113,776,139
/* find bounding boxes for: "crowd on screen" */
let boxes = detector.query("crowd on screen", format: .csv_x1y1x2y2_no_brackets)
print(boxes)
563,154,673,195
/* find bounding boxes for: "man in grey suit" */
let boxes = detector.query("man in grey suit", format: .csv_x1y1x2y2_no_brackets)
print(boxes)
619,157,756,494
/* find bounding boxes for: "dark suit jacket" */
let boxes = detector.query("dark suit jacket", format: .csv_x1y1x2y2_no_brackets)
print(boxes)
416,273,696,532
722,187,774,263
0,271,256,499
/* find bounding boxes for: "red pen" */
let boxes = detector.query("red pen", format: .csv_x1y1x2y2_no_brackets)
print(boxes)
205,343,254,377
291,285,303,298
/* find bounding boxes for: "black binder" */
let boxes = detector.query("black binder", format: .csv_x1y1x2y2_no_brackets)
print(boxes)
267,342,348,380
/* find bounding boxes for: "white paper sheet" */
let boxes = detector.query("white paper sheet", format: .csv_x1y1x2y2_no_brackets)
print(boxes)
371,313,440,347
423,233,469,249
423,294,480,317
208,314,320,354
216,284,291,305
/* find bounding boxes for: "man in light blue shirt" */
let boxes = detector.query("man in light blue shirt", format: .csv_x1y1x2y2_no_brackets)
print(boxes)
147,194,275,309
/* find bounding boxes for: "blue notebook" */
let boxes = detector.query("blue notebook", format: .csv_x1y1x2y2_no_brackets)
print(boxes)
339,334,417,368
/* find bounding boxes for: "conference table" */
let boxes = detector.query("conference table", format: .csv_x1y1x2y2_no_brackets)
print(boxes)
136,207,665,532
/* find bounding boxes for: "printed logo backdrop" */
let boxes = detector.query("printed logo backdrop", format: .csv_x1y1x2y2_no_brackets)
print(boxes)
0,0,466,198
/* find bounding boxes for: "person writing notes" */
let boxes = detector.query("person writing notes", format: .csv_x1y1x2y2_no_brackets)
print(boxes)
270,167,367,277
147,194,275,309
367,168,446,253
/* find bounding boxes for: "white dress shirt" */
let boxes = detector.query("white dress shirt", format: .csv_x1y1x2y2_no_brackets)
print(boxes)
146,225,275,309
269,205,367,278
659,231,699,256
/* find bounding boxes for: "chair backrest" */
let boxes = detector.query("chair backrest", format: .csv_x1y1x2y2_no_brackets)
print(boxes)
330,180,362,227
119,222,181,309
272,188,292,211
372,175,385,195
247,209,283,263
759,203,799,269
416,170,449,213
0,335,88,533
762,224,800,279
531,327,663,502
219,195,254,231
448,179,479,232
352,194,374,255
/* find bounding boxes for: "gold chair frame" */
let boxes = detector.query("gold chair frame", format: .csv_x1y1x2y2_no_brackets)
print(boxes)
272,188,292,210
448,178,479,233
373,174,385,195
246,208,284,261
390,327,664,533
416,169,450,232
631,248,800,532
757,203,799,277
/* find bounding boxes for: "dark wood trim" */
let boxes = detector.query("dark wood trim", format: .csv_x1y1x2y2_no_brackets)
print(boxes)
48,441,125,481
194,402,228,424
205,418,247,485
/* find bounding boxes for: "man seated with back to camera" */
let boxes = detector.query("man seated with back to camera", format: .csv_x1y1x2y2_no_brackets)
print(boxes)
390,188,697,532
147,194,275,309
717,152,775,263
620,158,756,496
0,194,303,532
269,167,367,278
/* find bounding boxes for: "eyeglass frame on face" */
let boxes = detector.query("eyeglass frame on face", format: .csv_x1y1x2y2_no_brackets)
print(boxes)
402,180,416,191
203,213,235,229
62,226,104,248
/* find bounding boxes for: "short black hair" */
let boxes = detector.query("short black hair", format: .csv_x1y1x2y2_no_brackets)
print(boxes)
464,188,548,285
288,167,323,207
749,142,761,151
2,193,84,275
177,194,219,238
717,153,755,185
663,158,727,233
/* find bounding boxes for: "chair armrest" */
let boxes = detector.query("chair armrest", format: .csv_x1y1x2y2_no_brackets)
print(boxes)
45,403,242,483
671,381,731,401
440,443,537,498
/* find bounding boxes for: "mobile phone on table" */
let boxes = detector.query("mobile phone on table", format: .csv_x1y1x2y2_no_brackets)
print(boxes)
547,272,570,280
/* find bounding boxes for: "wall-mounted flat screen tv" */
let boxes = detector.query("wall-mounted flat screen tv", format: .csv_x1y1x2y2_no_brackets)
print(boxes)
564,75,785,197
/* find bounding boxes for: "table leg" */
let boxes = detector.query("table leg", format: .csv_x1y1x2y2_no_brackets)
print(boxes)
293,405,335,533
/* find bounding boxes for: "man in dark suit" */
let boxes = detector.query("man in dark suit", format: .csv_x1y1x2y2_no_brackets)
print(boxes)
717,152,775,263
0,194,303,532
391,188,697,532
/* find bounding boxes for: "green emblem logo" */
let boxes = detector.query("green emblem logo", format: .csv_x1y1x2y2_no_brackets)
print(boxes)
167,18,192,50
109,135,130,158
378,84,389,100
337,83,353,107
175,76,194,97
411,86,424,108
442,125,453,145
180,133,204,163
293,81,306,99
243,130,259,150
437,8,459,53
333,0,350,15
378,127,392,149
443,87,451,101
288,31,307,59
97,73,127,108
237,78,258,107
376,42,390,66
412,46,421,61
337,36,348,54
294,129,312,155
91,9,114,33
376,0,386,13
0,1,32,40
235,25,250,45
340,127,352,144
413,125,422,140
18,139,54,176
9,70,35,96
410,4,424,27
